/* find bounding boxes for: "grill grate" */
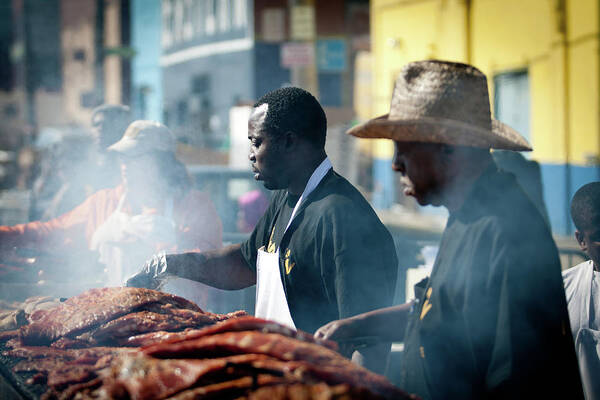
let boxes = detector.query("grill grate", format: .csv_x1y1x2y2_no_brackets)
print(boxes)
0,341,48,400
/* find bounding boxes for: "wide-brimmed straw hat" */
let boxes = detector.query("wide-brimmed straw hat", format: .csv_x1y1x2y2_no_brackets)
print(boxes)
108,120,176,157
347,60,531,151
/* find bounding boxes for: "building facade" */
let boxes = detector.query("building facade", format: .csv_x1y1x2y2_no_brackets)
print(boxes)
159,0,369,156
368,0,600,235
160,0,254,147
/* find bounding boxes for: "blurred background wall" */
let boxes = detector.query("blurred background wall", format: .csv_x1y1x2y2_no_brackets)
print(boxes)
0,0,598,240
368,0,600,236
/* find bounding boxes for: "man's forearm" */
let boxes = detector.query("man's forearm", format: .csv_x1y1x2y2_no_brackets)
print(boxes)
350,302,413,342
167,243,256,290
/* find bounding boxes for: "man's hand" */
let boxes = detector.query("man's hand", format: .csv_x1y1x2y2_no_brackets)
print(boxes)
125,252,168,289
315,317,363,342
316,317,365,358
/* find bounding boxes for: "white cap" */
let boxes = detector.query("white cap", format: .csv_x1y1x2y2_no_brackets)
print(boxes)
108,120,176,156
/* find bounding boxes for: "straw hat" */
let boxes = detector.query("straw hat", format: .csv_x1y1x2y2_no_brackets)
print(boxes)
347,60,531,151
108,120,176,157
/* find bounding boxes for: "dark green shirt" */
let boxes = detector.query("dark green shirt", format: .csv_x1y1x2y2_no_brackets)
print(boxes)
401,163,583,399
241,169,398,333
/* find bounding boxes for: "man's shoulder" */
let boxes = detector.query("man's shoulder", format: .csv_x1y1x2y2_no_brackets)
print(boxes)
563,260,593,281
477,170,550,236
313,170,373,210
307,173,393,241
87,185,123,202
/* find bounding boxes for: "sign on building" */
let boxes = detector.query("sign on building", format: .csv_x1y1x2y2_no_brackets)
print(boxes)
290,5,315,41
316,39,347,72
261,8,285,42
281,42,315,68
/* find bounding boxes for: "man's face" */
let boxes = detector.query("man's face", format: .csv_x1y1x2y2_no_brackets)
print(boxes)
576,227,600,269
248,104,288,190
392,141,447,206
92,112,125,151
92,113,108,149
120,154,160,192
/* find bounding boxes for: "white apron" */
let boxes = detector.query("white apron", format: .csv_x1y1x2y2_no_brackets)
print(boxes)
91,193,177,286
563,260,600,399
254,158,332,329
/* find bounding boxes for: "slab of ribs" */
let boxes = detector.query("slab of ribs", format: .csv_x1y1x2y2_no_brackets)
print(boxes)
0,287,416,400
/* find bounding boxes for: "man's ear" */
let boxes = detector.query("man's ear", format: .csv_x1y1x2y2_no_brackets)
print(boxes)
281,131,298,151
575,230,587,252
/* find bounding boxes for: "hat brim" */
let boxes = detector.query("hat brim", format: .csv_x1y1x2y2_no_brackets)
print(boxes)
347,115,532,152
107,137,148,157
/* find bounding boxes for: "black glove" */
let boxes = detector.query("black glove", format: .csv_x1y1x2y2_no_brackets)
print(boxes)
125,251,168,289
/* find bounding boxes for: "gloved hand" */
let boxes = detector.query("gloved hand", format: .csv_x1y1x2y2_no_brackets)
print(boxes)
125,251,168,289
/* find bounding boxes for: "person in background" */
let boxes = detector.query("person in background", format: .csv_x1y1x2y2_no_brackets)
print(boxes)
0,121,222,303
90,104,133,190
127,87,398,374
236,189,270,233
33,136,95,221
563,182,600,399
29,105,132,221
492,149,550,226
315,60,582,399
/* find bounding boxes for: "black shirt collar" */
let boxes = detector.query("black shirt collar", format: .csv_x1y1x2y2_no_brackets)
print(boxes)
451,161,501,220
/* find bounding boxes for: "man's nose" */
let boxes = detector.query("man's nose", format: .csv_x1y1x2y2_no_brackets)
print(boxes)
392,158,405,174
248,151,256,162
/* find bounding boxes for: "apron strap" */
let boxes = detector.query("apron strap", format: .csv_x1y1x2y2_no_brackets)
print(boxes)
280,158,332,246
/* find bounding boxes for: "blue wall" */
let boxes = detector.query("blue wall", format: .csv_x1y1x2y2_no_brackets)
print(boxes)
131,0,162,122
372,157,396,209
540,163,600,235
372,156,600,237
318,72,342,107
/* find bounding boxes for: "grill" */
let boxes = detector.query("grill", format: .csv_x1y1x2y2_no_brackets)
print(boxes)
0,341,44,400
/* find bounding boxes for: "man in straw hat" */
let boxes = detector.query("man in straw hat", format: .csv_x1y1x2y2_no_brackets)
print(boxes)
315,60,583,399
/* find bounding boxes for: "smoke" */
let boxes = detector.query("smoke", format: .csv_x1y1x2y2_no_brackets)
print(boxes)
0,111,267,322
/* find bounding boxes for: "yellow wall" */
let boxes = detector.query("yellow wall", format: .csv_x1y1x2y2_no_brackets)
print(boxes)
369,0,599,165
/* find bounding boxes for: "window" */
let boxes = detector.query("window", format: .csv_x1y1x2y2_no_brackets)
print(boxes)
183,0,194,40
232,0,247,29
494,70,530,143
161,0,173,47
205,0,216,35
177,99,188,127
173,0,184,43
194,0,205,36
218,0,230,32
191,74,212,137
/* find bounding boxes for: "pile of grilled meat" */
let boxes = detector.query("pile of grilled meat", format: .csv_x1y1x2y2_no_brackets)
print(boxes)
0,287,414,400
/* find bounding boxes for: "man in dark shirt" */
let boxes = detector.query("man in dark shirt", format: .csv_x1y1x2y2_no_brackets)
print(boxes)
315,60,583,399
127,87,398,372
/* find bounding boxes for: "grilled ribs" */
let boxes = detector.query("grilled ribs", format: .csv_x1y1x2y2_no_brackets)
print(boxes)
143,331,410,399
19,287,202,345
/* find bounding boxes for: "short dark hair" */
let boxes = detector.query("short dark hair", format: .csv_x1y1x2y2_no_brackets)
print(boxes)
254,87,327,148
571,182,600,231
